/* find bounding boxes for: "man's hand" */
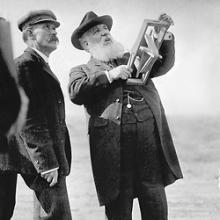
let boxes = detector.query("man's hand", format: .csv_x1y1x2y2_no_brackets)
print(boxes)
154,13,174,35
108,65,132,81
158,13,174,26
41,170,58,187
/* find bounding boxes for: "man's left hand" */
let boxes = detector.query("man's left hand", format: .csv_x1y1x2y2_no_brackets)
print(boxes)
158,13,174,26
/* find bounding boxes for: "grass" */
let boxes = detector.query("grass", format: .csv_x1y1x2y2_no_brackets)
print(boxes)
12,114,220,220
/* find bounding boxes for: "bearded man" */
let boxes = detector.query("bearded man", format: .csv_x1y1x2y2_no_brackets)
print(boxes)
68,11,182,220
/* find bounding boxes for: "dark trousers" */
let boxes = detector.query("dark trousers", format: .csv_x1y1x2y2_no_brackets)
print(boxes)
22,174,72,220
0,171,17,220
105,96,167,220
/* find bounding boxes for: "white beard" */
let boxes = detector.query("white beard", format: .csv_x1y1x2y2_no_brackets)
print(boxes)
89,39,125,62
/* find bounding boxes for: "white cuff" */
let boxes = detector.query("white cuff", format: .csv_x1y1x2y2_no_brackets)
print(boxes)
104,70,113,83
152,30,173,41
41,167,59,175
164,31,173,40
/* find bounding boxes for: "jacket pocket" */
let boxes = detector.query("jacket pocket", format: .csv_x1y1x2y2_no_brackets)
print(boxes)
93,117,109,127
135,105,154,122
88,116,108,135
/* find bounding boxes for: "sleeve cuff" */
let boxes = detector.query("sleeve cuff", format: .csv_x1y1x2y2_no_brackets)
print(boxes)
153,30,173,41
104,70,113,83
41,167,59,175
164,32,173,40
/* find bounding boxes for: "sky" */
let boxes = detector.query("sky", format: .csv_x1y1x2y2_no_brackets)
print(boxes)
1,0,220,116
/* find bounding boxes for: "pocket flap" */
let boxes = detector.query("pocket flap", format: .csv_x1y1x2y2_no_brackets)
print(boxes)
93,117,109,127
136,107,153,122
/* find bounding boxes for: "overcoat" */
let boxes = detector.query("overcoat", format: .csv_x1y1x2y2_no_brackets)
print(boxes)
69,38,182,205
8,48,72,177
0,50,21,171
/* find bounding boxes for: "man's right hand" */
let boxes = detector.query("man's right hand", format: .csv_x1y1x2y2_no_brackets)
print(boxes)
108,65,132,81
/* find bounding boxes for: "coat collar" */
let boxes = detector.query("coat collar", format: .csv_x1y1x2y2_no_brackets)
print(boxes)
24,47,44,63
87,53,130,70
31,47,49,63
87,57,112,70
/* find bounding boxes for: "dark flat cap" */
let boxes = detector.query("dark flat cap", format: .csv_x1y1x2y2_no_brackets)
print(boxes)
18,9,60,31
71,11,113,50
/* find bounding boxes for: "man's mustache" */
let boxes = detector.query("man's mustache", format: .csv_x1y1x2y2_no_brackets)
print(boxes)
49,35,59,42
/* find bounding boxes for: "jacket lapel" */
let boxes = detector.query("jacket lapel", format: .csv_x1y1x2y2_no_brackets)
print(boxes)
87,54,129,71
87,57,114,71
42,62,60,83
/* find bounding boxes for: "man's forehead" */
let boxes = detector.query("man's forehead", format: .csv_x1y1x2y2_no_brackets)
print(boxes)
33,21,57,29
81,23,109,40
89,23,108,32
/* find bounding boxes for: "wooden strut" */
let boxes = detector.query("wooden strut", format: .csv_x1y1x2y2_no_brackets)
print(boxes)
126,19,171,85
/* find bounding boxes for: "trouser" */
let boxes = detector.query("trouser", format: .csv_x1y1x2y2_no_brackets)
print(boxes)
22,174,72,220
0,171,17,220
105,93,167,220
105,185,167,220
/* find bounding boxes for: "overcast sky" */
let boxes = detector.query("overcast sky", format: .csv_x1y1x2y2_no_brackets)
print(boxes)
1,0,220,116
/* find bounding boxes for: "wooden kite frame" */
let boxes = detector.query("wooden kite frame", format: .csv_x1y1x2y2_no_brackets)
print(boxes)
126,19,171,85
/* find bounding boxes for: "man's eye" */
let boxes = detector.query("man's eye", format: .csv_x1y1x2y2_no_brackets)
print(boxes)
44,25,51,30
93,30,99,34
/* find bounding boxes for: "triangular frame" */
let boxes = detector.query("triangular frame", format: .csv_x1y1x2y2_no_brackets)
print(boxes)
126,19,171,85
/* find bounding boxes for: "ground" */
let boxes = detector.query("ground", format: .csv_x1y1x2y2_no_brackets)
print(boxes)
12,114,220,219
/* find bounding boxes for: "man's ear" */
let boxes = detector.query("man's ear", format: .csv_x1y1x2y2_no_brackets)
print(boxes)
27,29,34,39
82,40,90,52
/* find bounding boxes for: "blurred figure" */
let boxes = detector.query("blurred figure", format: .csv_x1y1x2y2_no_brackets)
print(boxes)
68,11,183,220
14,10,72,220
0,17,28,220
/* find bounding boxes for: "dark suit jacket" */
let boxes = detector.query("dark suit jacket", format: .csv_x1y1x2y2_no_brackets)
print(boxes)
12,48,71,176
69,38,183,206
0,51,21,136
0,50,21,171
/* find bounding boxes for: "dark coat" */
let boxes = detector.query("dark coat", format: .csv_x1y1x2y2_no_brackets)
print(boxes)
8,48,71,176
0,49,21,171
68,38,183,206
0,51,21,135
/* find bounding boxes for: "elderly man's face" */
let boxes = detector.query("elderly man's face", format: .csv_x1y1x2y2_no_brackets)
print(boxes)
81,23,124,62
85,24,112,47
31,22,59,55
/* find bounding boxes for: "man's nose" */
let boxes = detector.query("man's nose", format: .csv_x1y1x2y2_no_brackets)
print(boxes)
50,28,57,34
101,31,109,37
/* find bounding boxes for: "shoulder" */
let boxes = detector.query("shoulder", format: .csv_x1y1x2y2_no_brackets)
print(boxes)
15,51,35,67
15,52,42,86
15,51,41,77
15,48,43,69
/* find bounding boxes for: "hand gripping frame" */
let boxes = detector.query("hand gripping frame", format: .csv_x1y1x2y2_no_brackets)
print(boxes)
126,19,172,85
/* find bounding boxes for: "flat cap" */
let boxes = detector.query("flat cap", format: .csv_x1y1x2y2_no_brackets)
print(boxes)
17,9,60,31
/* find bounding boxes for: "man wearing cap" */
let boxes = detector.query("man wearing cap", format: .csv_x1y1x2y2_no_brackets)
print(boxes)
14,9,72,219
68,11,182,220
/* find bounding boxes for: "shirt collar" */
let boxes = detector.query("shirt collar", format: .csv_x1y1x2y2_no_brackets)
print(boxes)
31,47,49,63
